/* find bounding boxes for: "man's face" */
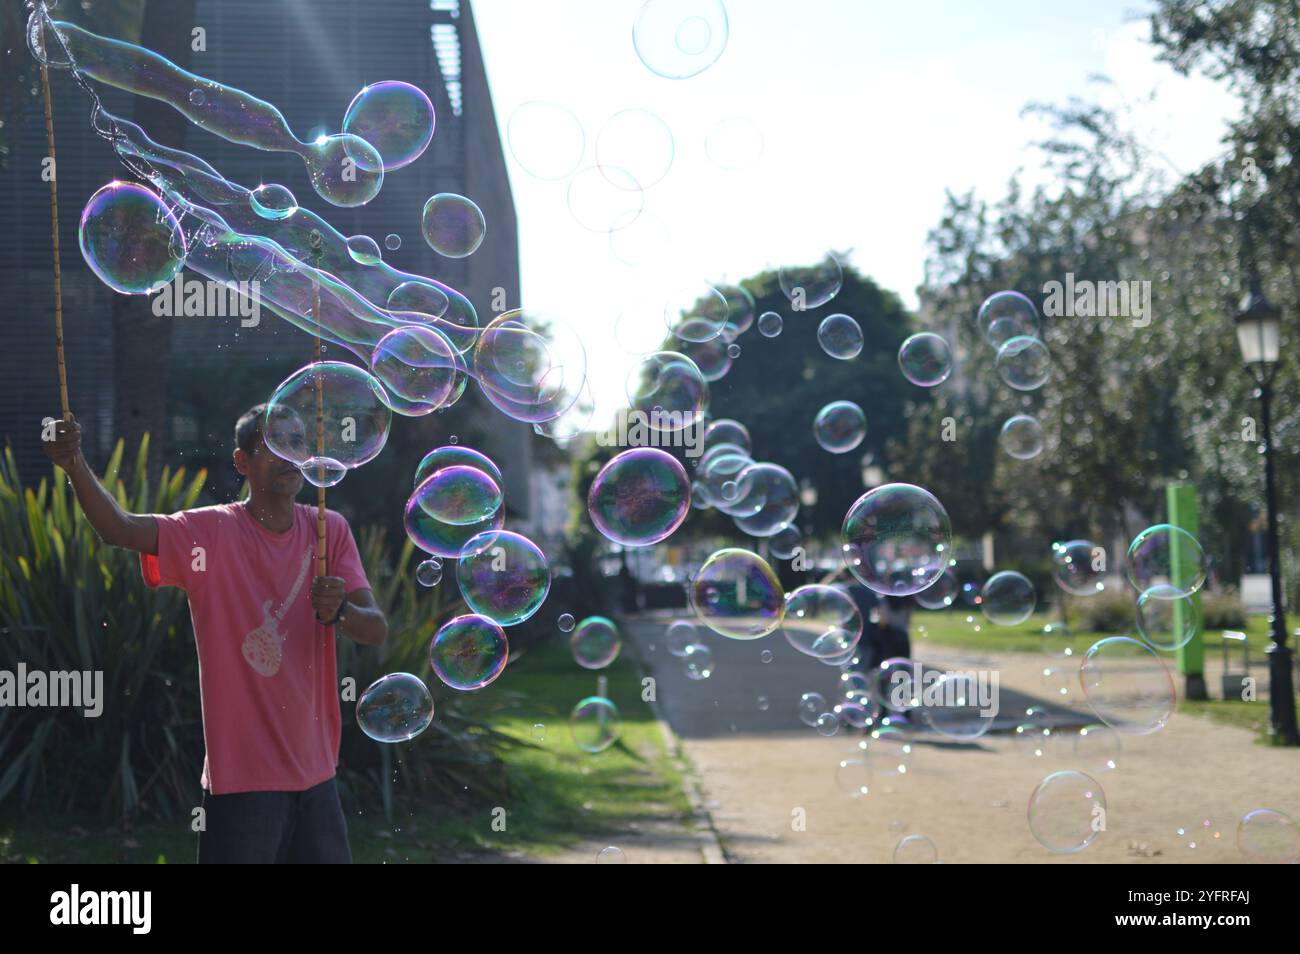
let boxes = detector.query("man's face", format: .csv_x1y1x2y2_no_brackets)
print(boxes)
235,430,304,500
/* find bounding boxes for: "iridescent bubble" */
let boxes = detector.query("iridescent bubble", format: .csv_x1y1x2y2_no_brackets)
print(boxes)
249,183,298,220
507,101,586,180
1080,637,1175,735
306,133,384,206
300,457,346,488
1136,584,1200,651
779,254,842,309
414,445,503,491
666,620,698,656
415,464,503,526
189,88,205,106
342,81,436,172
571,616,622,670
596,108,674,189
757,311,783,337
1000,414,1044,460
717,283,757,339
683,642,714,680
558,613,576,633
1053,539,1105,595
27,10,72,68
867,658,919,712
405,477,505,559
977,290,1040,348
898,332,953,387
689,548,785,639
705,116,764,170
726,343,741,359
771,524,802,560
1028,770,1106,854
996,335,1051,391
356,673,434,743
914,566,958,609
78,182,185,294
568,164,644,232
815,712,839,736
704,419,751,454
430,614,509,691
1237,809,1300,863
346,234,382,265
384,233,401,251
783,585,863,660
387,280,451,321
842,483,953,596
665,282,729,343
571,696,621,753
893,835,938,864
416,558,443,587
596,846,627,864
817,313,863,359
798,691,827,727
627,351,709,430
1073,723,1121,774
457,530,551,626
370,324,466,417
680,335,732,382
422,193,486,258
632,0,729,79
920,671,993,741
474,309,588,425
836,700,871,730
588,448,690,547
814,400,866,454
1125,524,1207,597
980,571,1036,626
728,462,799,537
265,362,391,470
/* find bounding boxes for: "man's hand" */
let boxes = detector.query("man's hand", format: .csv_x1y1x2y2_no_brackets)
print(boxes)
42,414,83,473
311,575,348,624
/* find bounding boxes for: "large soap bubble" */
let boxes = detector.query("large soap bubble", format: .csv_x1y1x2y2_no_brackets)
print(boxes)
632,0,730,79
474,309,588,425
898,332,953,386
977,290,1040,348
1028,770,1106,854
996,335,1051,391
627,351,709,430
370,324,467,416
342,81,435,172
813,400,866,453
841,483,952,596
1079,636,1175,735
422,193,486,258
1125,524,1207,597
588,448,691,547
429,614,509,690
1052,539,1106,595
689,547,784,639
728,462,800,537
782,584,863,660
78,182,185,294
779,253,842,310
264,361,392,472
356,673,435,743
456,530,551,626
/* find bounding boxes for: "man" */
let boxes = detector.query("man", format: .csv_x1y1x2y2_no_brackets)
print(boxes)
43,405,388,864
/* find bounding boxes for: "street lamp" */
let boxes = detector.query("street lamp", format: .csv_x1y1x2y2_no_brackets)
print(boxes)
1234,280,1299,745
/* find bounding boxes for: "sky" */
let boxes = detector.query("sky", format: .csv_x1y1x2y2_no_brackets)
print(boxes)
471,0,1239,426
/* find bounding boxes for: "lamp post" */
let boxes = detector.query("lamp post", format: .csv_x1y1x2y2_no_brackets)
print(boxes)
1234,281,1299,745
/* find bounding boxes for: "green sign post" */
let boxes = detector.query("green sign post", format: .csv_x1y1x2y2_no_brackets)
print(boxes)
1167,482,1207,700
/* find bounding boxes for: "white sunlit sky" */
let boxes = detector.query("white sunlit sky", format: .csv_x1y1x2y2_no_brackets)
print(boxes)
472,0,1239,426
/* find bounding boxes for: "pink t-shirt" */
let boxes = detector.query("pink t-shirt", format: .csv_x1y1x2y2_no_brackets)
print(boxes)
140,502,369,795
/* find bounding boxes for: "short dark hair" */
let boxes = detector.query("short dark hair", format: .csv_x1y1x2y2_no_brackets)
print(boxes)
235,404,267,454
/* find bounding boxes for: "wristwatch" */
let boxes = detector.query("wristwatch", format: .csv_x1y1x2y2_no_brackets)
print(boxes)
319,599,348,627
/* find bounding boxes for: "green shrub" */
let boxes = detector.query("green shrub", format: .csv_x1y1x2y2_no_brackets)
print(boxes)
1079,587,1138,633
1201,589,1246,629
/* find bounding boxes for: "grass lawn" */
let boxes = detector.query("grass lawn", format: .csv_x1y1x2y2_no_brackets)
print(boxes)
0,632,692,864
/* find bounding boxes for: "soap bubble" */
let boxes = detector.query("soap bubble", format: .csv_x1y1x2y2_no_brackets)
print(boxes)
817,313,863,359
305,133,384,206
1237,809,1300,863
416,558,443,587
387,280,451,321
813,400,866,453
996,335,1051,391
356,673,434,743
414,445,503,490
558,613,576,633
868,658,918,712
370,324,466,417
898,332,953,386
757,311,783,337
27,10,73,68
893,835,938,864
771,524,802,560
914,567,958,609
627,351,709,430
866,724,913,775
78,182,185,294
571,616,622,670
632,0,729,79
346,234,382,265
797,691,827,727
596,846,627,864
782,584,863,660
1079,637,1175,735
1125,524,1206,597
1052,539,1105,595
665,282,729,343
457,530,551,626
689,548,785,639
920,671,993,740
705,116,764,170
779,253,842,309
1015,723,1054,759
815,712,839,736
384,233,401,251
1028,770,1106,854
1000,414,1044,460
980,571,1036,626
977,290,1040,348
430,614,509,690
588,448,691,546
1136,584,1200,651
683,642,714,680
704,419,751,454
342,81,435,171
265,362,391,470
836,756,873,798
728,462,799,537
717,283,757,339
571,696,621,753
422,193,486,258
842,483,952,596
405,479,505,559
1073,723,1121,773
507,101,585,179
414,464,503,526
474,309,588,425
300,457,346,488
249,183,298,220
596,108,674,189
666,620,698,656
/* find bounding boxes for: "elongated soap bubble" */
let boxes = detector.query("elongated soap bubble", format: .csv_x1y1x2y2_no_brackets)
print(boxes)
842,483,952,596
588,448,690,547
571,616,622,670
249,183,298,220
430,614,509,690
814,400,866,453
633,0,730,79
356,673,434,743
456,530,551,626
689,548,784,639
264,362,391,471
342,81,435,172
422,193,486,258
78,181,185,294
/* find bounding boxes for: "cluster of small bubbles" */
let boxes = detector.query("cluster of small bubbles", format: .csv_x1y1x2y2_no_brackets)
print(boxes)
571,616,622,670
1237,809,1300,862
980,571,1036,625
1125,524,1207,596
342,80,435,171
1052,539,1105,595
1080,637,1175,734
570,696,621,753
1028,770,1106,854
783,585,863,660
1136,584,1200,651
977,290,1040,348
779,253,842,309
897,332,953,387
688,548,785,638
893,834,938,864
429,614,509,690
422,192,486,258
813,400,866,454
558,613,576,633
356,673,435,743
1000,414,1044,459
632,0,730,79
996,335,1051,391
817,313,863,359
415,558,443,587
456,530,551,626
757,311,783,337
249,183,298,220
587,447,690,546
265,362,391,472
507,101,585,180
683,642,714,680
841,483,953,596
78,182,186,294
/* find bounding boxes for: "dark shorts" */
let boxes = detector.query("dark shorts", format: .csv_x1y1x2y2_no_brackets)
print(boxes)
198,776,352,864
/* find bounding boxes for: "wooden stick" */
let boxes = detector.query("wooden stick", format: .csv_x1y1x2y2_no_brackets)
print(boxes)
312,254,326,578
40,62,71,423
